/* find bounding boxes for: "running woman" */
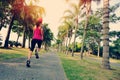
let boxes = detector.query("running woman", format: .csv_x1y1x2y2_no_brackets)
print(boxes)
26,18,43,67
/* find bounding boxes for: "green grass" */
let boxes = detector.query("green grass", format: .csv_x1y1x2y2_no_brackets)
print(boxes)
59,53,120,80
0,48,28,61
0,47,46,61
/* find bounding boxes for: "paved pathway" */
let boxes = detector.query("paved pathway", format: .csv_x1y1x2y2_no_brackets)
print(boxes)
0,51,67,80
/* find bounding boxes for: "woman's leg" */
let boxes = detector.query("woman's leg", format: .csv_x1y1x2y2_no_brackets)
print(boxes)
35,40,42,59
26,39,36,67
27,50,32,60
28,39,36,59
35,48,40,59
37,40,42,51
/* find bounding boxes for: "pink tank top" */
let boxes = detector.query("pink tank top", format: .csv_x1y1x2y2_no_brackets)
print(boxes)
33,26,43,40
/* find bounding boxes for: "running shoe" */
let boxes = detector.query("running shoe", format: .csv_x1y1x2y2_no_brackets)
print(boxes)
35,49,39,59
26,60,30,67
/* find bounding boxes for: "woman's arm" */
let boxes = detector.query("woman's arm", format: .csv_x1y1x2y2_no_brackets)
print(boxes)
41,28,44,40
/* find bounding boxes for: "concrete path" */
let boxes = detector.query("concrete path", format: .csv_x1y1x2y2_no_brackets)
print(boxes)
0,51,67,80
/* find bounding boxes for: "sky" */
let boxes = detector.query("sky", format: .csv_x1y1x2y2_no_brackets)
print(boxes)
38,0,120,37
0,0,120,45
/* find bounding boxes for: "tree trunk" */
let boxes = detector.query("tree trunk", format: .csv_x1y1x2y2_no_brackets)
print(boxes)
45,42,48,51
57,44,60,52
71,31,76,57
102,0,110,69
97,41,100,57
80,16,88,59
66,37,72,55
4,15,15,48
0,18,3,30
16,34,20,43
72,17,78,57
65,36,69,55
28,36,31,48
22,26,26,48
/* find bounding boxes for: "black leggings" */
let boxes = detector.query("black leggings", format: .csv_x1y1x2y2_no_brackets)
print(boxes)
30,39,42,52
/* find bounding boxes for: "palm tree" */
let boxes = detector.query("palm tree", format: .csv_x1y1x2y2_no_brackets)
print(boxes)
67,0,110,69
60,16,73,54
4,0,25,48
66,0,101,59
57,24,69,52
64,21,73,55
102,0,110,69
21,2,45,48
3,0,45,48
64,3,80,56
66,0,99,58
56,39,62,52
79,0,96,59
4,15,15,48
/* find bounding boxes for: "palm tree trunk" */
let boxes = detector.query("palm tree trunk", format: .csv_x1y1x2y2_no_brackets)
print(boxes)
97,41,100,57
16,34,20,43
28,36,31,48
66,36,72,55
58,43,60,52
22,26,26,48
4,15,15,48
71,31,76,56
102,0,110,69
72,17,78,57
65,35,69,55
80,16,88,59
45,42,47,50
0,18,3,30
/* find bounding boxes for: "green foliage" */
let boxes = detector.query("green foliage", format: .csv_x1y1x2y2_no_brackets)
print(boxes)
43,23,54,46
12,20,23,36
56,39,62,45
0,0,11,30
110,39,120,59
109,31,120,59
8,40,22,47
68,42,82,52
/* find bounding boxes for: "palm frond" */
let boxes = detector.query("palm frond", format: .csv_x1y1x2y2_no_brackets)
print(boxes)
64,10,75,16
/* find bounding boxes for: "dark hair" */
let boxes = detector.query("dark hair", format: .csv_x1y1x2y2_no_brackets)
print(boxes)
36,21,41,27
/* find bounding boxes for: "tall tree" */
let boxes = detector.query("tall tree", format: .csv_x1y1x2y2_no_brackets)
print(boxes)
64,3,80,56
66,0,100,58
102,0,110,69
21,4,45,48
4,0,25,48
3,0,45,48
78,0,100,59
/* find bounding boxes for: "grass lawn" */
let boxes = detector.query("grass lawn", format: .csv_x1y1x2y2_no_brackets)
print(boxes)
0,48,28,61
0,47,46,61
58,53,120,80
